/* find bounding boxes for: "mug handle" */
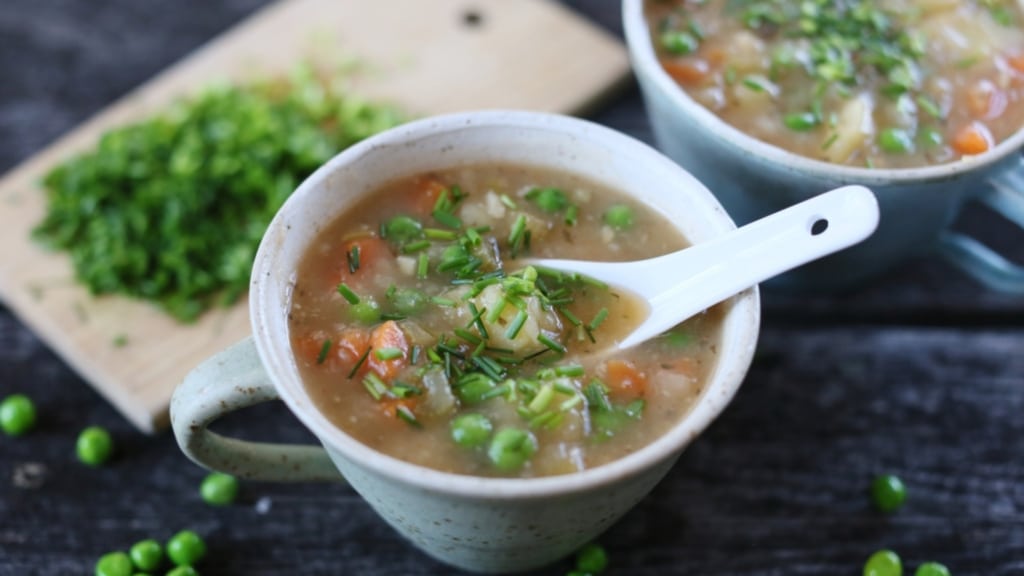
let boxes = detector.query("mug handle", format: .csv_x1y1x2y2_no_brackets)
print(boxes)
937,161,1024,293
170,336,344,482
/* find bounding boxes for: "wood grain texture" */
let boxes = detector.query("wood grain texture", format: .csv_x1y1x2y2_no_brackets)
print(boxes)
0,0,628,432
1,0,1023,574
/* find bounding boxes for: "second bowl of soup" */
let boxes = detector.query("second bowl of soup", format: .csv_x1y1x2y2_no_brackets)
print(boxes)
624,0,1024,292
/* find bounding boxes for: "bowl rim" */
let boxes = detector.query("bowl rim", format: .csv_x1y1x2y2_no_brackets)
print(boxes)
250,110,761,499
621,0,1024,184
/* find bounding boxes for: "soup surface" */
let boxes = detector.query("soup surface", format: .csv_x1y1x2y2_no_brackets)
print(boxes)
289,164,724,478
647,0,1024,168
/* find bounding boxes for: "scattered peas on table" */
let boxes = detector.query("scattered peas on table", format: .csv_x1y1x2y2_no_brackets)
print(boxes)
864,549,902,576
129,539,164,572
915,561,951,576
77,425,114,466
871,473,908,512
166,530,207,567
199,472,239,506
0,393,36,436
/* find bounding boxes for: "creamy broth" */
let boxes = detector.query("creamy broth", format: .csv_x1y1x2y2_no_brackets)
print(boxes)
289,164,724,478
647,0,1024,168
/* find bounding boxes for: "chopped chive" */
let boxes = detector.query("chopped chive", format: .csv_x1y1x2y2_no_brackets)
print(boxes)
363,373,389,401
471,356,502,380
316,339,332,364
347,246,360,274
390,382,422,398
402,240,431,254
348,347,372,379
529,384,556,413
484,296,507,324
528,411,559,429
431,297,456,307
380,312,407,321
410,345,421,365
424,228,458,240
508,214,527,250
537,333,566,354
584,380,612,412
523,348,551,362
499,194,518,209
557,305,581,327
822,133,839,150
433,188,450,213
416,252,429,279
565,204,578,226
395,405,422,428
578,274,608,289
337,283,360,304
465,227,482,247
432,209,462,229
467,302,489,339
504,309,529,340
454,327,483,346
480,382,512,400
426,347,442,364
470,339,487,358
553,381,576,395
916,95,943,119
560,394,583,411
588,308,609,331
555,364,584,377
742,76,768,93
374,347,404,361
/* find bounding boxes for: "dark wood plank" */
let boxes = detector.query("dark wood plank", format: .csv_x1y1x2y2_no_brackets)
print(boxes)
2,1,1023,575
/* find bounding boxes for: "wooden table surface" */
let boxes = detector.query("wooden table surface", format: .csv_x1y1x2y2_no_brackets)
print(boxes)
2,1,1022,574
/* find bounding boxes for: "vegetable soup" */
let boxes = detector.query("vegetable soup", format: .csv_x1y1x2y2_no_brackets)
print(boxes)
647,0,1024,168
288,164,724,478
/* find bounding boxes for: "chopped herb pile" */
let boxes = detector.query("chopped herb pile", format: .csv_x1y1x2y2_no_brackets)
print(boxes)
33,66,404,321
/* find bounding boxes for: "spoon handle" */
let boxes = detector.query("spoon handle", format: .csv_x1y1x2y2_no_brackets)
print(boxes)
617,185,879,348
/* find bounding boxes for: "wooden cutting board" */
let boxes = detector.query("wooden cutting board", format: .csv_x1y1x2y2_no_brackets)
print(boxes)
0,0,629,433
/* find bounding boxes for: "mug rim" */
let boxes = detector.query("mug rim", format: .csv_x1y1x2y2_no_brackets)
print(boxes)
621,0,1024,184
250,110,761,499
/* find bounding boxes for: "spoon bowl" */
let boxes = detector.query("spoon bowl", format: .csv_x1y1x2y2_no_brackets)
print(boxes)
524,185,880,349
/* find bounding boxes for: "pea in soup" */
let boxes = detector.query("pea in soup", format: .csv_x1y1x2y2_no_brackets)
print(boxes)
288,164,723,478
647,0,1024,168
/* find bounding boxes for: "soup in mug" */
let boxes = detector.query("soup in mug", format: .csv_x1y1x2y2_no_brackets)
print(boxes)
288,164,724,478
647,0,1024,168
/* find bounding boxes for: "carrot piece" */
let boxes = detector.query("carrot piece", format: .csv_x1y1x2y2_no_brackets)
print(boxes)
366,320,409,381
292,328,369,373
661,58,711,86
604,359,648,400
336,328,371,366
952,122,994,156
1006,52,1024,74
967,80,1007,120
379,397,418,421
406,176,448,216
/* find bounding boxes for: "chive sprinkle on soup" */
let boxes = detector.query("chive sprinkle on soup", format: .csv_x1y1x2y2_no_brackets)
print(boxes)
288,164,725,478
647,0,1024,168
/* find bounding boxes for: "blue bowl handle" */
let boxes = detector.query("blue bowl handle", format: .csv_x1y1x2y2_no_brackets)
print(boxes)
938,161,1024,293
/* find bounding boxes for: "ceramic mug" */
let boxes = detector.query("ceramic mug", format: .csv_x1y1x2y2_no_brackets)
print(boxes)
170,111,761,573
623,0,1024,293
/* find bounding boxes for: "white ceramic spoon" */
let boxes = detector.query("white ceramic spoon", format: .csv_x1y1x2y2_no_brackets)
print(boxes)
524,185,880,350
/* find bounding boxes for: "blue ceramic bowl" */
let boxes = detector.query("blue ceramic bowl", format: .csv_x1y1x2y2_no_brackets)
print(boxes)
623,0,1024,293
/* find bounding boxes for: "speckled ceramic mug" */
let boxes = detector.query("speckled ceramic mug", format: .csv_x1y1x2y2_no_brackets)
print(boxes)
624,0,1024,293
170,111,760,573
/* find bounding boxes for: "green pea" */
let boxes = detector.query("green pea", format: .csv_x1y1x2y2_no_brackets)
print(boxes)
871,474,907,512
384,215,423,242
0,393,37,436
525,187,568,213
77,426,114,466
915,562,950,576
878,128,914,154
450,414,493,448
864,549,902,576
349,300,381,325
919,127,944,148
783,112,819,131
166,567,199,576
128,539,163,571
455,377,495,405
95,551,133,576
200,472,239,506
487,428,537,472
166,530,206,567
388,287,427,315
660,31,699,55
602,204,634,230
438,243,468,269
575,542,609,574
